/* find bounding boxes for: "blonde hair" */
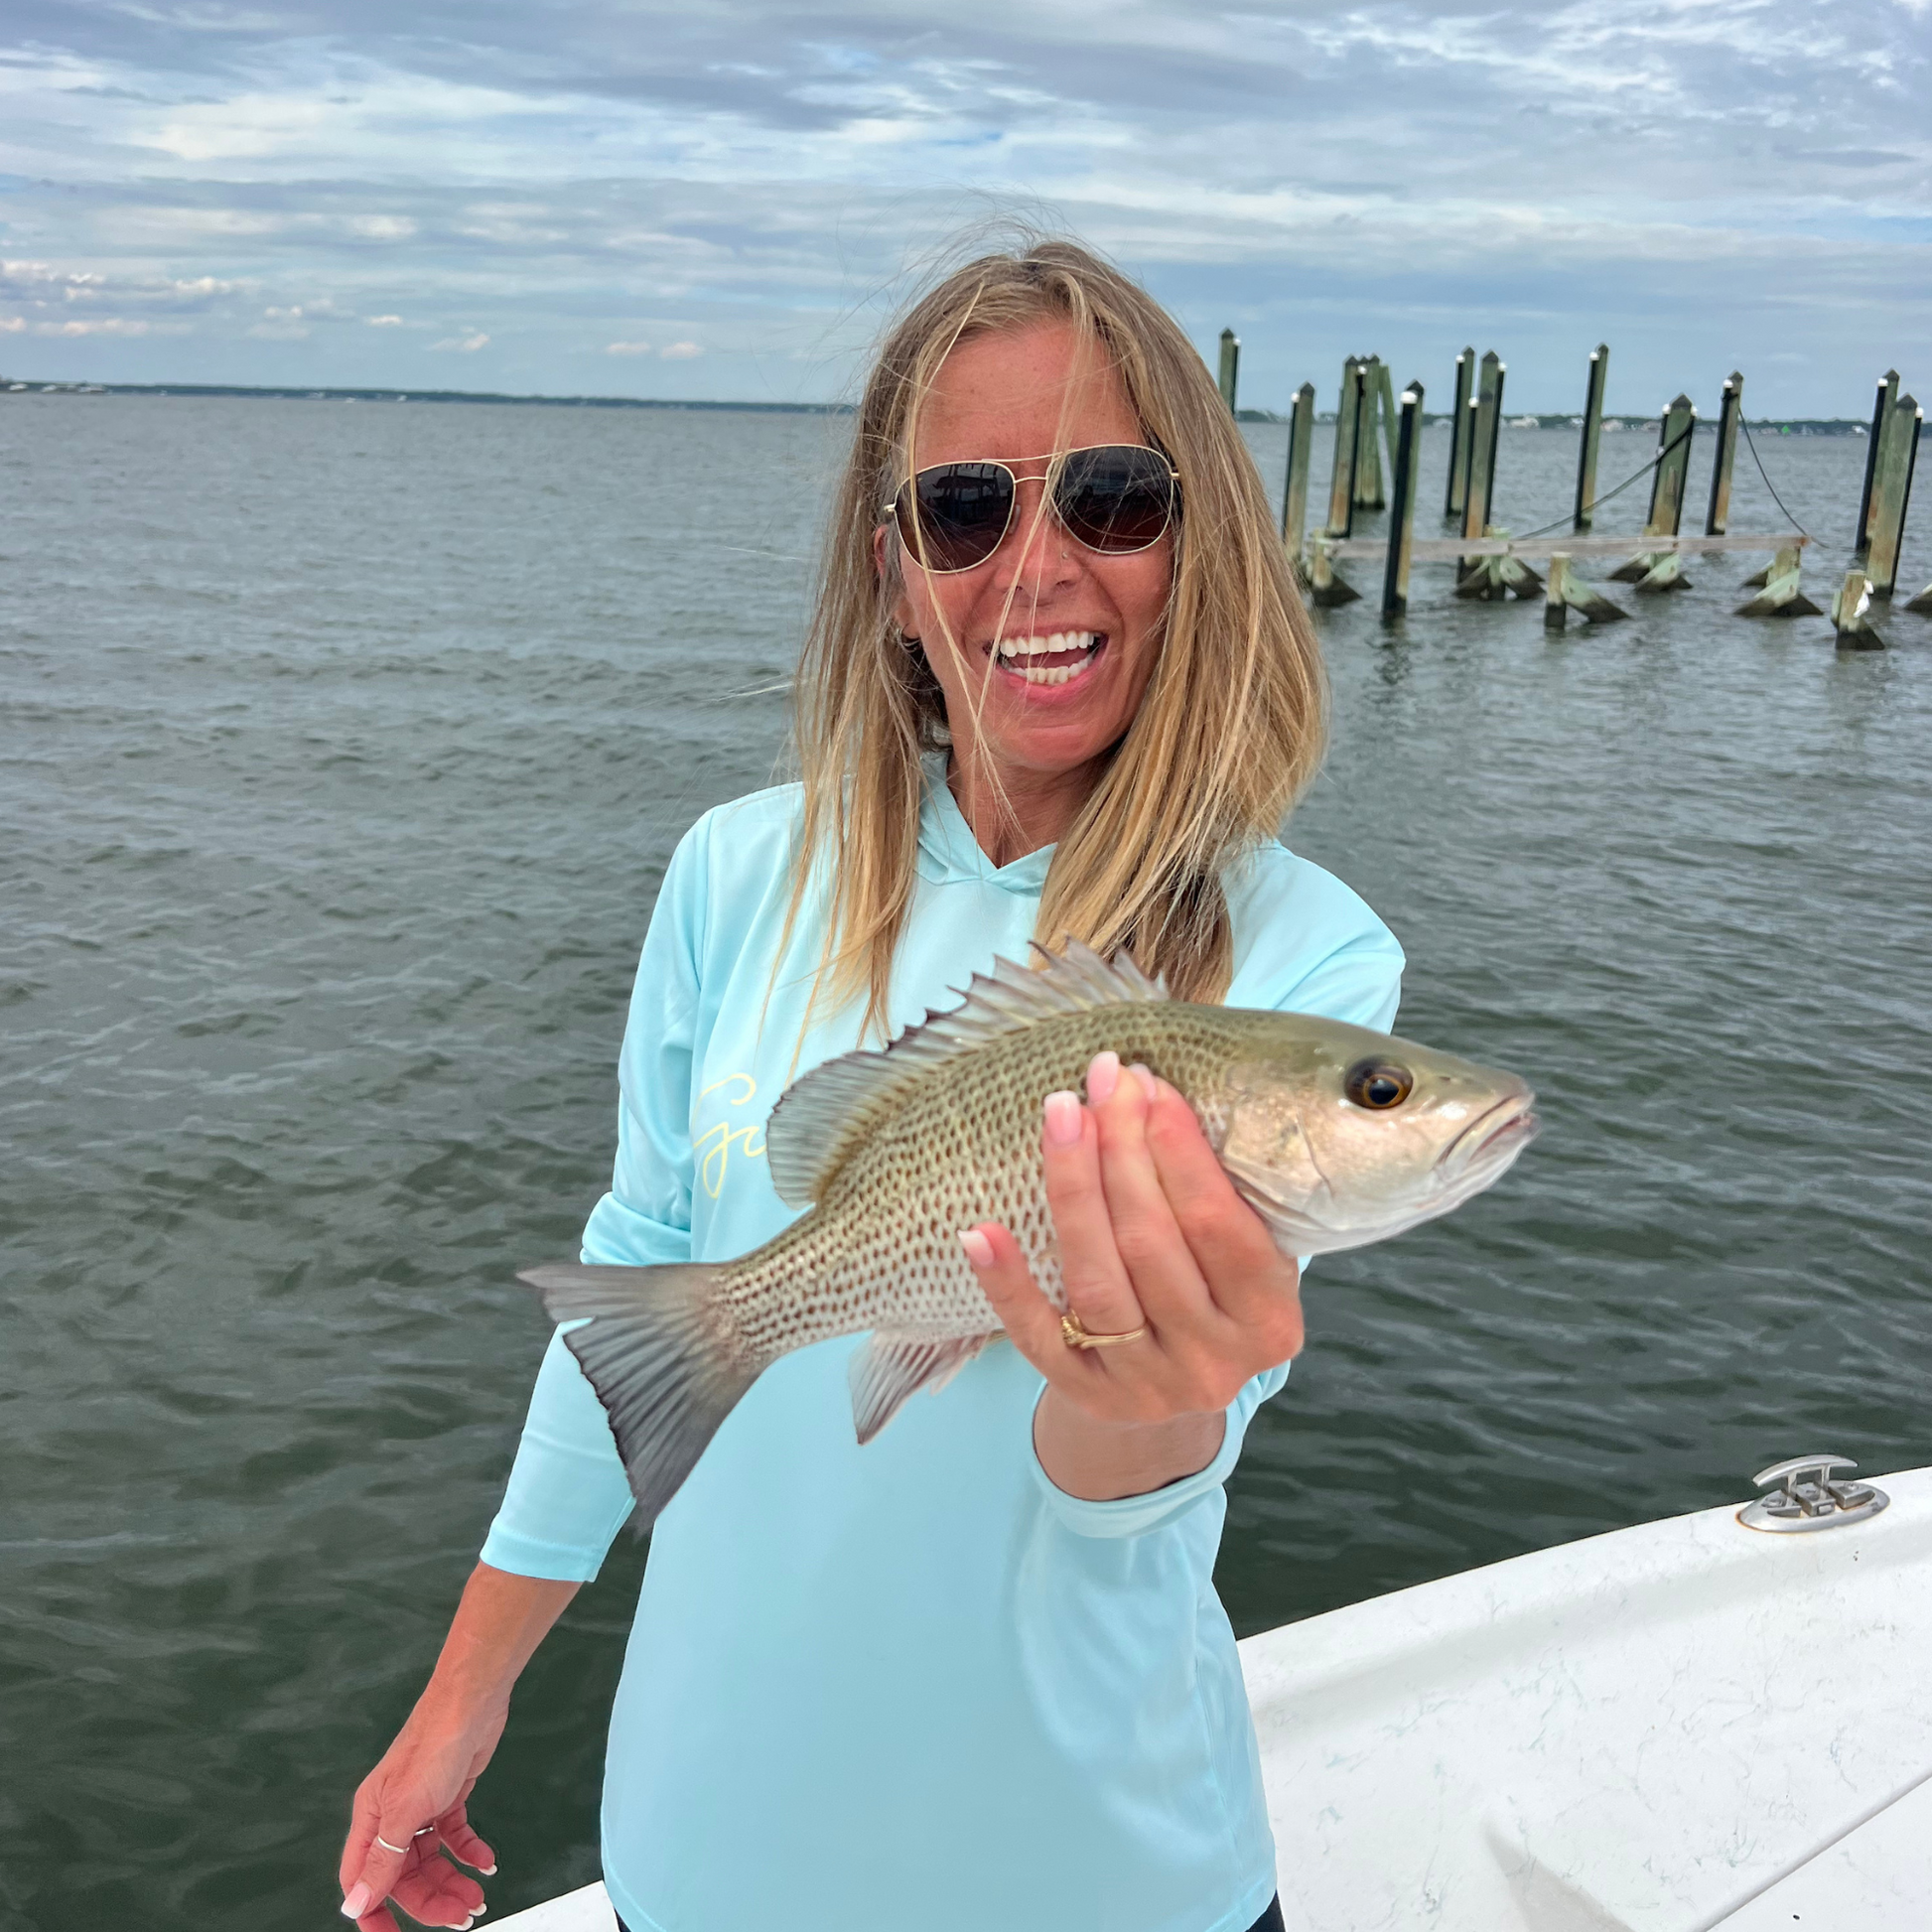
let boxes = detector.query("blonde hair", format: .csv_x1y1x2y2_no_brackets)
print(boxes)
785,236,1326,1038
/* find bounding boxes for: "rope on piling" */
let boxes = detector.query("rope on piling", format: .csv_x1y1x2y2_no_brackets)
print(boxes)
1736,417,1811,539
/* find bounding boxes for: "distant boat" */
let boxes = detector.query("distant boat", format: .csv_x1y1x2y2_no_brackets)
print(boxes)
492,1456,1932,1931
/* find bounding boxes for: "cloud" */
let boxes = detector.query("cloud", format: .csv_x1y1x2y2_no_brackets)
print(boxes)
248,302,309,337
32,318,158,336
0,2,1923,408
605,339,650,353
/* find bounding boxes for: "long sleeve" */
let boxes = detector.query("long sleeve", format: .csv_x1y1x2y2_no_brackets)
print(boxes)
480,826,710,1581
1030,857,1406,1539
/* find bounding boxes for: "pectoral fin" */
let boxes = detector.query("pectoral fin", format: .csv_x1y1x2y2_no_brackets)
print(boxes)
848,1330,997,1445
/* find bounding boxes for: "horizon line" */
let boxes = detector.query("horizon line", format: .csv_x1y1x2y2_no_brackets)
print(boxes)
0,376,1872,431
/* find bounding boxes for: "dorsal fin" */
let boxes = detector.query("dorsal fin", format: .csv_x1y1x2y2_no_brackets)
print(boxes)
763,939,1167,1207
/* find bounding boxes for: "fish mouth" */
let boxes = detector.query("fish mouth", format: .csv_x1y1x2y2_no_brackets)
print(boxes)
1440,1089,1540,1183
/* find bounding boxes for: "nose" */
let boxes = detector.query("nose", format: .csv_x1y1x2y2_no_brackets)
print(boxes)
992,478,1082,602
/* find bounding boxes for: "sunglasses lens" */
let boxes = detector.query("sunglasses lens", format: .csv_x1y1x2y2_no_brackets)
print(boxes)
1055,446,1176,553
903,462,1014,572
1058,442,1174,552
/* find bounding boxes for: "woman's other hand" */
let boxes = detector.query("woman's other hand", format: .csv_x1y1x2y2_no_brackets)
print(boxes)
340,1707,501,1930
963,1050,1303,1501
339,1566,580,1928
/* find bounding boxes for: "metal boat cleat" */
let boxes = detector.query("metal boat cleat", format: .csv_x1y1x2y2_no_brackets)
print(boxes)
1737,1453,1889,1533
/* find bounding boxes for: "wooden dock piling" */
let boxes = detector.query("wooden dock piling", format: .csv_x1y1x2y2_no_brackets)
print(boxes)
1353,354,1386,511
1646,394,1696,537
1544,556,1571,630
1864,390,1921,599
1381,382,1424,622
1462,353,1504,548
1454,394,1479,537
1445,348,1473,520
1217,330,1240,413
1308,536,1361,609
1855,370,1899,553
1454,353,1526,597
1612,394,1697,589
1705,372,1743,537
1833,568,1884,648
1734,544,1821,619
1544,553,1629,630
1325,358,1365,537
1281,381,1315,571
1574,345,1608,531
1474,351,1504,529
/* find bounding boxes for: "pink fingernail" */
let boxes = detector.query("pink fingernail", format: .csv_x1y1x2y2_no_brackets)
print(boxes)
1085,1051,1120,1105
1128,1062,1157,1100
957,1228,994,1268
1042,1089,1084,1146
342,1884,372,1920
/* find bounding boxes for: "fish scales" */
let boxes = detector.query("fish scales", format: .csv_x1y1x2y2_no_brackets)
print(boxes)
720,1003,1243,1360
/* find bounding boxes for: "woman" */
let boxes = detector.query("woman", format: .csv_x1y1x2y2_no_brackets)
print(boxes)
339,239,1403,1932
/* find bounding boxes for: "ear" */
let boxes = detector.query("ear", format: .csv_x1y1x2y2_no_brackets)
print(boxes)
875,521,919,640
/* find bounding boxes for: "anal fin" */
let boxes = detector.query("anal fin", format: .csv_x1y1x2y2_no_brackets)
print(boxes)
848,1330,997,1446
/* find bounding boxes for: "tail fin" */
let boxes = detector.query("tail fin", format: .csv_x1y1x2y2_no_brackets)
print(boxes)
517,1261,759,1527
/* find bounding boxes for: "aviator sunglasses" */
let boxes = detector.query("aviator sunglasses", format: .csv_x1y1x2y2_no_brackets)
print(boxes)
883,443,1180,575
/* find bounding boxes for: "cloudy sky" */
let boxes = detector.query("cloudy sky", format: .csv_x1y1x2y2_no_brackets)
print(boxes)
2,0,1928,413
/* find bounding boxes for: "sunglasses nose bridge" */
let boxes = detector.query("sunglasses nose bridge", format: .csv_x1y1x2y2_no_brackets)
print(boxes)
996,480,1082,584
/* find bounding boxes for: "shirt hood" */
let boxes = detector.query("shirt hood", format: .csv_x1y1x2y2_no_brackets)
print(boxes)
914,752,1055,897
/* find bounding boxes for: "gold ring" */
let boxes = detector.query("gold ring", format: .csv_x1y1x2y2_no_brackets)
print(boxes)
1061,1311,1149,1350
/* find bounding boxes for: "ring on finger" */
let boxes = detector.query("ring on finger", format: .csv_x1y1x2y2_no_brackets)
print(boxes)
1061,1311,1149,1349
375,1834,412,1855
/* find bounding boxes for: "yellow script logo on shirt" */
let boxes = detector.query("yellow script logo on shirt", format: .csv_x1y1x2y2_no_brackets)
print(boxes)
695,1072,766,1199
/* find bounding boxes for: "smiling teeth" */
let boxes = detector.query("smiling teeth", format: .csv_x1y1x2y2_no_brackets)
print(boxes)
994,631,1100,685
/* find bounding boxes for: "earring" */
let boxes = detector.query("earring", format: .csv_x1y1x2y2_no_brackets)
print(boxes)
897,630,921,649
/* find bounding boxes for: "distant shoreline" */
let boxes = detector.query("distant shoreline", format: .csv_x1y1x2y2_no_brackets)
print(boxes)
0,377,852,414
0,377,1868,434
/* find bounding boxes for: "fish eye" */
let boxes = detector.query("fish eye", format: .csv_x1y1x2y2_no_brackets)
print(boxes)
1344,1059,1415,1111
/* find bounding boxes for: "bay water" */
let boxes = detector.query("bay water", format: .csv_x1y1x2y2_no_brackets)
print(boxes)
2,394,1928,1928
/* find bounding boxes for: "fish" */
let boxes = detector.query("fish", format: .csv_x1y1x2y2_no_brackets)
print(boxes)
520,942,1537,1525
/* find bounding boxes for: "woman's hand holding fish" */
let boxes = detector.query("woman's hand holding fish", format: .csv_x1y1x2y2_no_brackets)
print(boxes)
962,1050,1304,1502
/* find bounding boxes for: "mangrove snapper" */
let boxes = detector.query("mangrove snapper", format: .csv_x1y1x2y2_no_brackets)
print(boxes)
521,943,1537,1524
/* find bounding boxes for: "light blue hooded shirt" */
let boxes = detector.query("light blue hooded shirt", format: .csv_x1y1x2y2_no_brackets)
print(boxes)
482,763,1404,1932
